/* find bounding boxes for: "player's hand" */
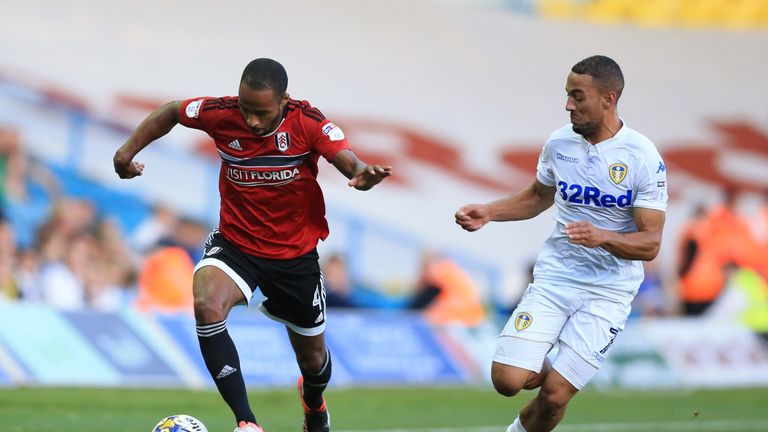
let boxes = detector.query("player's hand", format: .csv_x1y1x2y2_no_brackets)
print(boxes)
348,165,392,190
455,204,490,232
565,221,606,248
113,151,145,179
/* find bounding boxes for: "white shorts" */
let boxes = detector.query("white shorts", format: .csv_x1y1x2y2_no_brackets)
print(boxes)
493,282,631,389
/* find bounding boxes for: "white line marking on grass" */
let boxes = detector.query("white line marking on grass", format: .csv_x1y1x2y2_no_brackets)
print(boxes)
557,420,768,431
337,419,768,432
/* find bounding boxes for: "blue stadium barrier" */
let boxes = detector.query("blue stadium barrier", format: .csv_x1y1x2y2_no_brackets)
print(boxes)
0,303,481,388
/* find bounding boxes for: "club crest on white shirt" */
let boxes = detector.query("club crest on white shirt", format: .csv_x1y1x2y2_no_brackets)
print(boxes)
275,132,290,152
609,163,628,185
514,312,533,331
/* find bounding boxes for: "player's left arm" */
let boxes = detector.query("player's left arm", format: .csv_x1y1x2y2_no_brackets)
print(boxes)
331,149,392,191
565,207,665,260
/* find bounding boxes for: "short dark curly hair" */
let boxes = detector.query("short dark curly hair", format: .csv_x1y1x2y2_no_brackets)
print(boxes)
240,58,288,94
571,55,624,99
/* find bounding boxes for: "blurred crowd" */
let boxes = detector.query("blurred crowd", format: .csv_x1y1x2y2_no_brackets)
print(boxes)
0,126,210,313
322,250,487,326
674,189,768,339
625,188,768,335
2,125,768,334
0,126,488,325
1,195,211,312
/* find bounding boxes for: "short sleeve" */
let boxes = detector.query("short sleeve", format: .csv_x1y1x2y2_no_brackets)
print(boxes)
633,149,668,212
312,119,352,161
536,140,556,186
178,97,214,133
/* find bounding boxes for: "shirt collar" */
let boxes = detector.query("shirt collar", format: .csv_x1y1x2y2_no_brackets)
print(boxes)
580,119,627,153
259,118,286,137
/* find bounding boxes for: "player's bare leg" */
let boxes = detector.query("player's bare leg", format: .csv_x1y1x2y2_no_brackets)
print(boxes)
518,369,579,432
194,266,246,322
523,357,552,390
492,359,555,432
491,357,552,397
288,330,331,432
193,266,259,428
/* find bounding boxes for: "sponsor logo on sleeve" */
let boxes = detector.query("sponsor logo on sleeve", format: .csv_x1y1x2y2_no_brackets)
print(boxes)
657,180,666,188
185,99,204,119
321,122,345,141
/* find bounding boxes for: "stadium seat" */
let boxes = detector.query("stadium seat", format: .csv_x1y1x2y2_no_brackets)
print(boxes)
534,0,768,29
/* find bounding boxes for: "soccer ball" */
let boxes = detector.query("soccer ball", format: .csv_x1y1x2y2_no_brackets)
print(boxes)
152,414,208,432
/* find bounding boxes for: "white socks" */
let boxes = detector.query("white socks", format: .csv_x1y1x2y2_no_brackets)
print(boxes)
506,416,527,432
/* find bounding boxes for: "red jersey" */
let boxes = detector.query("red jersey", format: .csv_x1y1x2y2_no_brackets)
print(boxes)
178,97,350,259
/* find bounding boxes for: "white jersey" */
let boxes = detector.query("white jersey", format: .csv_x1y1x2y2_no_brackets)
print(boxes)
533,122,667,301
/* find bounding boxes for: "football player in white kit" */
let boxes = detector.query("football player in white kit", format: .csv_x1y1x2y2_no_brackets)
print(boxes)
456,55,667,432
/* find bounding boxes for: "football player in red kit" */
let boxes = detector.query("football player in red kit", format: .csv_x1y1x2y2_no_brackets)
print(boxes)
113,58,391,432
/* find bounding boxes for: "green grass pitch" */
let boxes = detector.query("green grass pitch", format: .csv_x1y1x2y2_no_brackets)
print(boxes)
1,386,767,432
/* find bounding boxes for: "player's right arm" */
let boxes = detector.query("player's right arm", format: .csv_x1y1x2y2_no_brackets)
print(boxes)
331,149,392,191
455,179,556,232
113,101,181,179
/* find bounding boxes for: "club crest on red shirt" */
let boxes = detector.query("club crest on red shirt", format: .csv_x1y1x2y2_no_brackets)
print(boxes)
275,132,290,152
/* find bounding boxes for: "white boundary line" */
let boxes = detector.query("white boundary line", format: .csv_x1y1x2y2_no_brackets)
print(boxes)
337,419,768,432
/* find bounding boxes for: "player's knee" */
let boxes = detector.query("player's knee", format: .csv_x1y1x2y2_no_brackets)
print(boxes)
536,386,571,415
296,348,326,372
521,358,550,390
493,379,523,397
192,266,243,324
193,295,227,324
491,368,524,397
522,372,545,390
